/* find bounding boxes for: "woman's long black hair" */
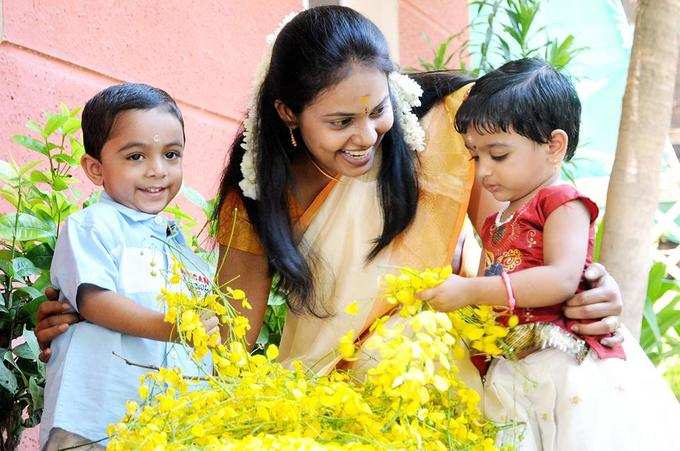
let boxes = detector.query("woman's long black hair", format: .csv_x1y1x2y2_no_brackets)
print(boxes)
213,6,472,316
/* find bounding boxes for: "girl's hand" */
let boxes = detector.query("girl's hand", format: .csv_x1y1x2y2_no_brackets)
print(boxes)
36,287,81,362
200,312,222,344
563,263,624,346
417,274,472,312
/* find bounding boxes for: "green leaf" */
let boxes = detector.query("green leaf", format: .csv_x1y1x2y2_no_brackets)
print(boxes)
15,286,44,300
0,213,56,241
0,361,18,394
12,257,40,279
28,376,43,411
22,328,41,360
0,188,19,209
53,153,78,166
19,160,42,177
31,271,52,292
13,342,35,360
43,114,68,138
647,262,668,301
0,254,12,277
25,243,53,270
26,120,42,134
61,117,81,135
642,295,663,353
30,170,52,185
52,175,69,191
70,138,85,161
12,135,48,155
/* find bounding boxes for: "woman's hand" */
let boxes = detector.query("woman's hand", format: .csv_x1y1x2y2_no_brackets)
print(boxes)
563,263,624,346
35,287,80,362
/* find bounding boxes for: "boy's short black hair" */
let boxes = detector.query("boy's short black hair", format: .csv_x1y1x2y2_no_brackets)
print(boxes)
81,83,185,160
455,58,581,160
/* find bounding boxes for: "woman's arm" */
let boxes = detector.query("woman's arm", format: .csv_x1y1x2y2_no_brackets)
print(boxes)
216,245,271,349
36,288,79,362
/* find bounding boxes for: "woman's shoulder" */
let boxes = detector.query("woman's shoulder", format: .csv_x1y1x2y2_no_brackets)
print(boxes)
216,189,265,255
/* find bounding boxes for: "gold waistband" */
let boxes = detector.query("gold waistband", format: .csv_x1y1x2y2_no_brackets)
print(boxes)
505,322,589,363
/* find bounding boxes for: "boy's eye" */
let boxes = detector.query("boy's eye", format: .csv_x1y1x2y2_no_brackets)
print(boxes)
491,154,508,161
127,153,144,161
164,150,182,159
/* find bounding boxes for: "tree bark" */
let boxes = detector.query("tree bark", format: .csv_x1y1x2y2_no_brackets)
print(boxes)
601,0,680,338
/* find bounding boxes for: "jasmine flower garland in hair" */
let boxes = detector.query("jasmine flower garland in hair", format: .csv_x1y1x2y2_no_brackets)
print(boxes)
239,12,298,200
388,72,426,152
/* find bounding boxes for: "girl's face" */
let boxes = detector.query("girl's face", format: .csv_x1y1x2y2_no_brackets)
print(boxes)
297,64,394,178
464,127,564,204
82,107,185,214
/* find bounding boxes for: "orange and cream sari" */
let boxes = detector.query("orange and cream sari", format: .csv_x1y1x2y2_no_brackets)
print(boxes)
217,87,481,390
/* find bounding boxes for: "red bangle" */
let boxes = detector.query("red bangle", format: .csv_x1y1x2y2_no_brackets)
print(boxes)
500,271,516,311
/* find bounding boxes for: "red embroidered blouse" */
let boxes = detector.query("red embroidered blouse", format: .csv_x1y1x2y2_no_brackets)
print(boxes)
480,184,625,360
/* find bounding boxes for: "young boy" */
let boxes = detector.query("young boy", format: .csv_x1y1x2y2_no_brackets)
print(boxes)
40,84,217,450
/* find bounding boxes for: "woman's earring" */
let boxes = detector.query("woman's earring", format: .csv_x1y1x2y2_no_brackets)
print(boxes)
289,127,298,148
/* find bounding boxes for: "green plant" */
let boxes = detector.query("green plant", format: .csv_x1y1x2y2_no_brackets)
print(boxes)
416,0,583,77
255,275,288,349
0,104,85,449
663,361,680,401
639,261,680,365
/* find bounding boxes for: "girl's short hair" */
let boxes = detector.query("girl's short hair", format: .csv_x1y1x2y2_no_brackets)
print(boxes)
455,58,581,160
82,83,184,159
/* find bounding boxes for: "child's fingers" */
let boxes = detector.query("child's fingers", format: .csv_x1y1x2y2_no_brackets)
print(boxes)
416,287,438,301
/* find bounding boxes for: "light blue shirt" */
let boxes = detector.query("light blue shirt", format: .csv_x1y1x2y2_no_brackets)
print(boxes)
40,193,214,447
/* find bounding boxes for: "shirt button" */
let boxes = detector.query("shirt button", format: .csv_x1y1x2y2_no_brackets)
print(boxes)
154,217,164,225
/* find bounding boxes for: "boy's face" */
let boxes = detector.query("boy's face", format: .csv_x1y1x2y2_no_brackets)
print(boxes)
464,127,563,204
82,107,184,214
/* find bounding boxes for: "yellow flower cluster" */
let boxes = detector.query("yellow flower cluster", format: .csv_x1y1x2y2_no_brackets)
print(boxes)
106,264,510,450
382,266,517,358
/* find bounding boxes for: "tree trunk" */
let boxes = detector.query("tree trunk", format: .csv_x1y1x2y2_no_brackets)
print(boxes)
601,0,680,338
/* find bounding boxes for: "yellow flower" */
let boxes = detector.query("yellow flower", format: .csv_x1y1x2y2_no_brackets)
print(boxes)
125,400,138,416
265,344,280,361
338,329,358,361
345,301,360,316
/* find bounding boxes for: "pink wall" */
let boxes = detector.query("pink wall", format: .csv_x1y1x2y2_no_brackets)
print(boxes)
1,1,466,449
399,0,468,69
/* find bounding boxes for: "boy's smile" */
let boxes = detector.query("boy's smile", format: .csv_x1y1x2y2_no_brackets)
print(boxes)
82,107,185,214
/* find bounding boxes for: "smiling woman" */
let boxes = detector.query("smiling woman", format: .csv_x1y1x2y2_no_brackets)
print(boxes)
276,63,394,179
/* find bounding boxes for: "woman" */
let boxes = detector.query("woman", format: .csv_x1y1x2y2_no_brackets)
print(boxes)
36,6,623,390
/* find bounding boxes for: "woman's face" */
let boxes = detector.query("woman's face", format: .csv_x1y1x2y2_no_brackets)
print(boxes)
297,64,394,178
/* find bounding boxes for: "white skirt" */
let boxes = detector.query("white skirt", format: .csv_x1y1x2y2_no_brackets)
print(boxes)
483,326,680,451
